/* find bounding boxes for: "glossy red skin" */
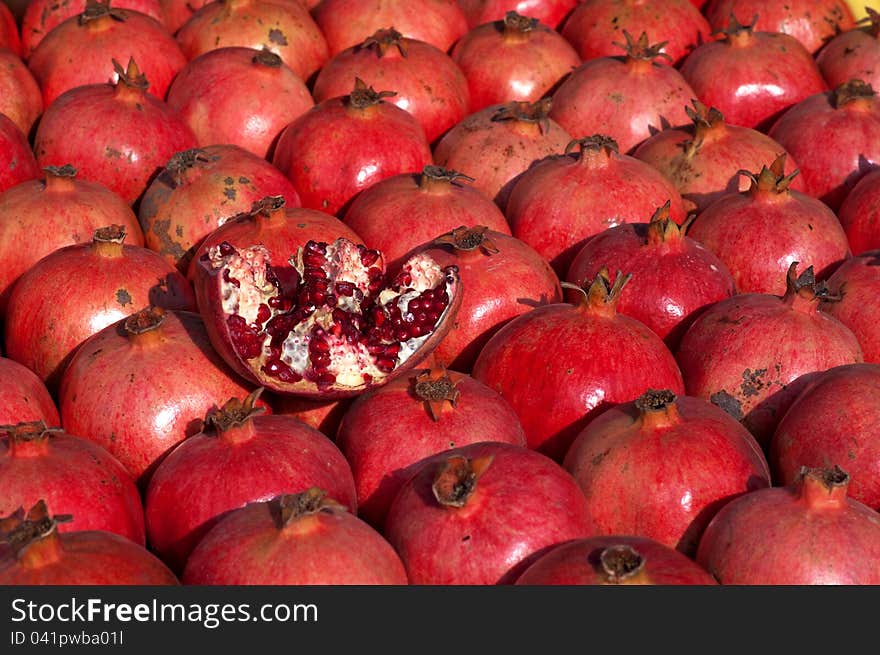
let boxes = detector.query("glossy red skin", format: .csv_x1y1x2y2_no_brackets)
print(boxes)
506,145,688,277
0,531,179,585
311,0,469,57
145,414,357,573
0,173,143,318
384,441,595,584
679,31,828,132
0,4,21,57
272,98,433,216
411,232,562,372
433,104,572,211
450,19,580,113
675,291,864,449
767,91,880,212
158,0,212,34
313,37,471,144
817,27,880,91
835,169,880,255
269,394,353,438
57,310,270,488
0,358,59,426
138,144,301,273
182,498,408,585
687,185,851,295
549,58,695,155
822,251,880,363
4,239,197,392
166,47,315,160
27,10,186,107
515,535,718,585
566,223,736,349
563,396,770,556
176,0,329,82
21,0,167,59
633,121,804,215
560,0,712,65
695,472,880,584
771,363,880,510
33,82,198,206
0,49,42,137
457,0,578,29
0,431,146,544
342,171,511,270
0,114,39,195
472,297,685,461
704,0,855,55
336,370,527,529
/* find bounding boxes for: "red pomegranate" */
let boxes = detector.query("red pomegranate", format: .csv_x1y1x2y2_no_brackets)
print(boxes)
433,98,572,211
336,363,528,528
563,389,770,556
821,251,880,363
0,48,42,138
472,269,685,461
695,466,880,584
182,489,409,584
675,262,864,448
138,145,301,273
767,80,880,212
817,9,880,91
687,155,851,295
837,169,880,254
33,58,198,206
0,0,22,57
273,78,433,217
193,237,462,398
566,202,736,349
0,358,59,426
548,33,697,155
514,535,719,584
165,47,315,160
145,389,357,573
457,0,578,29
313,28,470,144
0,422,145,544
3,225,196,392
383,441,595,584
57,307,270,488
450,12,580,113
342,166,512,270
506,135,688,277
0,501,178,585
0,113,39,195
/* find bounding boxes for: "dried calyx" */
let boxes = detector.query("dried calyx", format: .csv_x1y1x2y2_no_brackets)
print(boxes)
613,30,671,63
360,27,408,57
561,267,632,313
0,500,71,557
737,153,799,194
433,225,499,255
412,364,461,421
432,455,493,508
204,387,267,433
491,98,553,134
79,0,127,24
347,77,396,109
272,488,346,529
597,545,647,583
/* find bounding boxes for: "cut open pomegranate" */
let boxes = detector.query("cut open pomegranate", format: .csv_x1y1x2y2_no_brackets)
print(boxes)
195,237,461,397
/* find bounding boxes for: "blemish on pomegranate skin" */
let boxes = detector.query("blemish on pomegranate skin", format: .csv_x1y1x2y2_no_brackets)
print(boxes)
115,288,132,306
710,390,744,421
740,368,768,397
268,28,288,46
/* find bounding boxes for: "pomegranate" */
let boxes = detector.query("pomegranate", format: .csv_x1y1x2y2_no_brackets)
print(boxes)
272,78,433,216
158,0,212,33
0,358,60,426
404,226,562,372
633,100,803,214
3,225,196,392
57,307,270,487
383,441,595,584
0,48,42,138
138,145,301,273
342,166,512,271
0,1,22,57
817,8,880,91
165,47,315,160
505,135,688,277
193,236,462,398
821,251,880,363
548,33,697,155
313,27,471,144
563,389,770,556
433,98,572,211
515,535,719,584
767,79,880,212
145,389,357,573
336,363,528,528
837,169,880,254
457,0,578,29
687,155,851,295
0,422,145,544
472,269,685,461
566,202,736,349
450,12,580,113
675,262,864,448
0,113,39,195
182,489,409,585
33,57,198,206
0,501,178,585
696,466,880,584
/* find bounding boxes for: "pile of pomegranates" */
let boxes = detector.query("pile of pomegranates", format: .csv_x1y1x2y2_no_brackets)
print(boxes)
2,0,880,588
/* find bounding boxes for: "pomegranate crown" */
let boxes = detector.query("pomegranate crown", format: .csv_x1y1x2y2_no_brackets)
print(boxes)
253,46,283,67
596,544,647,583
112,57,149,91
612,30,671,63
272,488,346,529
797,465,849,490
204,387,267,433
714,12,758,39
783,262,840,304
433,225,499,255
503,11,539,33
411,363,461,421
561,268,632,311
347,77,396,109
432,454,494,508
0,420,63,441
360,27,407,57
831,79,876,108
566,135,619,158
491,98,553,134
859,7,880,37
79,0,127,24
737,153,799,194
43,164,77,179
0,500,72,555
420,165,475,187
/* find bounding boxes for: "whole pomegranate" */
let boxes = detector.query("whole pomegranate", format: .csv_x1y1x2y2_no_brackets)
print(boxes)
0,114,40,195
0,358,59,426
0,49,42,138
822,251,880,362
817,8,880,90
831,169,880,255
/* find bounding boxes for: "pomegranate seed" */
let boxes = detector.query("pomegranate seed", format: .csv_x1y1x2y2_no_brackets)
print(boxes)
360,248,380,267
222,269,240,288
336,281,355,296
262,357,302,382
